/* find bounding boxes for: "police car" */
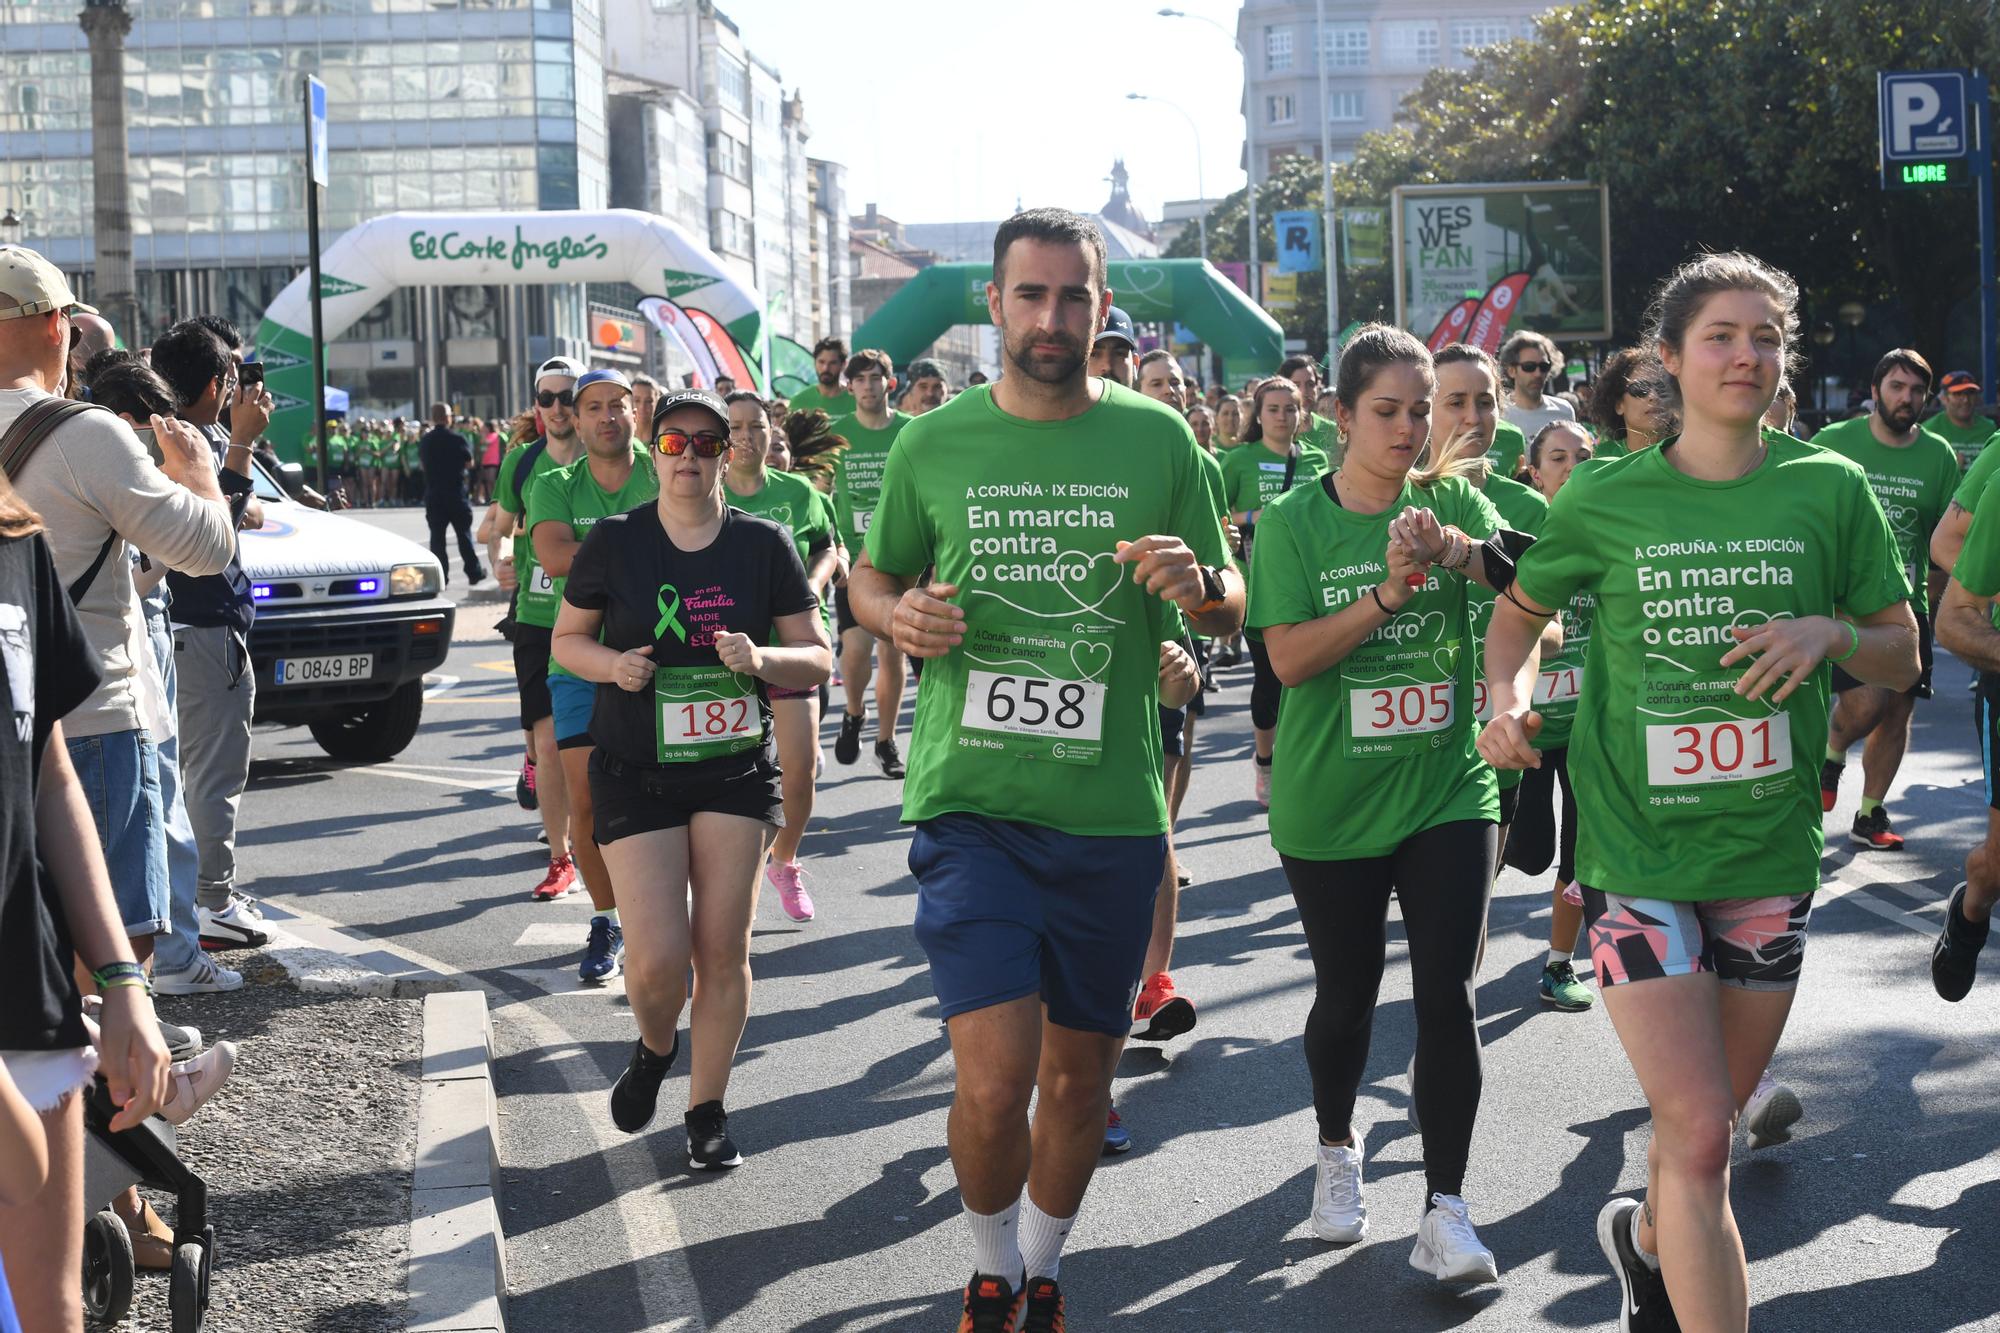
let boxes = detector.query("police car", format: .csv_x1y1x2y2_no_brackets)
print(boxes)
241,461,454,760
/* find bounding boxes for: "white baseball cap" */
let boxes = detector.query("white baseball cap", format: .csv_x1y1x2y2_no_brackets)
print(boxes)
535,355,585,382
0,245,96,321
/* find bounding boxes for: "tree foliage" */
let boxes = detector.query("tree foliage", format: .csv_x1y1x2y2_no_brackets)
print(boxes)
1170,0,2000,374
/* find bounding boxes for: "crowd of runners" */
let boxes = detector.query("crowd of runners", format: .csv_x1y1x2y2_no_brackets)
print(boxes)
465,207,1998,1333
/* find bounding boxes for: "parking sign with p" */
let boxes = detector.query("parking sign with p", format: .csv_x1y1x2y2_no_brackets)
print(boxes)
1879,70,1971,190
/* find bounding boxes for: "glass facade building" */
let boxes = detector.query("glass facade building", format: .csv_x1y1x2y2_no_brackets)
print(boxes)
0,0,610,419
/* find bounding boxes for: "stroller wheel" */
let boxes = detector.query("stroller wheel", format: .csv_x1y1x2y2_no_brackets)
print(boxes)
82,1210,135,1325
169,1241,207,1333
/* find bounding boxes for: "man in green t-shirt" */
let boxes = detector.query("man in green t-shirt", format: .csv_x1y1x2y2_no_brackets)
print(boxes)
1812,350,1962,850
1932,491,2000,999
827,348,911,778
497,355,588,895
1279,354,1342,465
1927,369,1998,470
787,336,857,420
847,208,1242,1327
528,369,658,983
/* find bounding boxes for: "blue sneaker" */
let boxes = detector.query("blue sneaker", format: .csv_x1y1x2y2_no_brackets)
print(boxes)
1103,1105,1131,1155
580,916,624,984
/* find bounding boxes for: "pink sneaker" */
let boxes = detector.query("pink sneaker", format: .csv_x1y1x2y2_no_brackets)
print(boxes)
767,860,815,922
531,854,577,901
162,1040,237,1126
1562,881,1583,907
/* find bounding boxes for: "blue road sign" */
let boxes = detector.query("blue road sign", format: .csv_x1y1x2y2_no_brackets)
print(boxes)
307,76,329,187
1273,210,1321,275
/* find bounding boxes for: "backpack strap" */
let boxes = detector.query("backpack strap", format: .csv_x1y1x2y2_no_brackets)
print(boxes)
510,437,548,511
0,398,106,479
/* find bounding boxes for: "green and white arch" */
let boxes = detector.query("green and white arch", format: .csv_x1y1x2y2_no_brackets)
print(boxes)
254,208,764,456
851,259,1284,374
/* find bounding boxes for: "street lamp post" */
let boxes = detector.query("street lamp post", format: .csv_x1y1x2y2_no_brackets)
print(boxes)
1159,7,1257,307
1315,0,1338,358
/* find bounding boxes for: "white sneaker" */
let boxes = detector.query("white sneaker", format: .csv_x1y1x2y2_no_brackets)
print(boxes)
1254,763,1271,808
1310,1141,1368,1242
1744,1072,1803,1150
154,955,244,995
198,901,270,950
1409,1193,1498,1284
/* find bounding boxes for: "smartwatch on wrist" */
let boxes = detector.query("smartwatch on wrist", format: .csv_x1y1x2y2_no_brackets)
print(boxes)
1192,564,1227,614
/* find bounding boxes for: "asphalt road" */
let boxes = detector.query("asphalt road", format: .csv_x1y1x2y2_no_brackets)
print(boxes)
235,506,2000,1332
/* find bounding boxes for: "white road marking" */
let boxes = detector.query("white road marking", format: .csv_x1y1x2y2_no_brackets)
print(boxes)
422,673,461,697
513,922,590,948
1819,858,1950,938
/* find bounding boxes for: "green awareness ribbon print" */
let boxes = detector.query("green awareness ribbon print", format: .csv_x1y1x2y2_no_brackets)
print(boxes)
655,584,688,642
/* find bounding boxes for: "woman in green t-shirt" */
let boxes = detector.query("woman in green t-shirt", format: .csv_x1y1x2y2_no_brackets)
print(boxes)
1249,325,1510,1286
1214,394,1245,449
1228,376,1330,805
1481,254,1918,1333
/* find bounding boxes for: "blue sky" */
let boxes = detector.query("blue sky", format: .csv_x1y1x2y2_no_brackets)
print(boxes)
731,0,1249,225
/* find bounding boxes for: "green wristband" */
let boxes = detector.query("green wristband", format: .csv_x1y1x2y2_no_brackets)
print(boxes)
90,960,148,992
1829,619,1860,664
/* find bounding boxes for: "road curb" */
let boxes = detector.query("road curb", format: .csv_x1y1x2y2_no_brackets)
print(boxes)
409,990,508,1333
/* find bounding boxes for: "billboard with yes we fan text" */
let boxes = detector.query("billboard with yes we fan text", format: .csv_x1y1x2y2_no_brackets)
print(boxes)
1392,182,1611,347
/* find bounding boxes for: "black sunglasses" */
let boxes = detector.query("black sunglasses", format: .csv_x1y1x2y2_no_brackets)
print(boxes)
1514,360,1551,374
656,429,728,458
1626,383,1653,399
536,388,575,409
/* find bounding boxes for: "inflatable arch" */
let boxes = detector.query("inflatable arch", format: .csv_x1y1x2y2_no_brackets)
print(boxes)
853,259,1284,375
253,208,764,455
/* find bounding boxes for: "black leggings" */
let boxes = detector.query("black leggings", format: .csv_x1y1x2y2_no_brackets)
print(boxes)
1247,635,1281,732
1503,745,1576,881
1281,818,1496,1199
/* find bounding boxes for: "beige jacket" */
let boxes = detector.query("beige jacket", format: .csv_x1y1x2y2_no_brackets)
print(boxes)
0,388,235,738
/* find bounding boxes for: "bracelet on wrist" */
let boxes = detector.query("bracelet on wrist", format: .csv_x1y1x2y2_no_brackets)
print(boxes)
99,975,152,994
90,960,150,993
1829,619,1861,663
1371,586,1396,617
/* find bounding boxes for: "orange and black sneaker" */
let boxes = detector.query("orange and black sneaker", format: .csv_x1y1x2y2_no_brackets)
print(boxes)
1851,806,1905,850
1131,971,1197,1042
958,1272,1023,1333
1020,1276,1065,1332
1820,758,1843,813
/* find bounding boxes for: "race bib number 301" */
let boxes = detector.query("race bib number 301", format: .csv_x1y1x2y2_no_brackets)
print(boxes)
656,665,763,764
958,623,1110,764
1639,663,1794,808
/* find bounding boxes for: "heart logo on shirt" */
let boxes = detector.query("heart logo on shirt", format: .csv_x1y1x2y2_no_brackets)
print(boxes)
969,547,1127,623
766,503,793,527
1070,640,1112,682
1880,501,1918,538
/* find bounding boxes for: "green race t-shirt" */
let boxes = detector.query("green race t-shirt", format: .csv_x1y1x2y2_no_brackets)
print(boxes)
1248,473,1502,859
1925,411,1999,470
499,439,579,627
1487,420,1527,479
326,433,349,469
1222,439,1332,524
1950,492,2000,598
1298,412,1343,467
725,467,833,568
864,382,1229,837
528,448,659,673
1514,437,1909,902
1955,439,2000,513
829,411,910,550
1467,474,1548,792
1809,416,1959,617
401,437,422,470
789,383,858,420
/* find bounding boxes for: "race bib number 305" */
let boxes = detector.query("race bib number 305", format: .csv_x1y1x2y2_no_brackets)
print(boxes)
656,665,763,764
1639,662,1794,808
1343,637,1461,759
958,623,1109,764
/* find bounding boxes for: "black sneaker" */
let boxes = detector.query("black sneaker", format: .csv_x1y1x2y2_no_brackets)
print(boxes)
834,712,864,765
609,1034,678,1134
1596,1197,1680,1333
467,562,487,584
1020,1276,1065,1333
957,1272,1024,1333
1819,758,1842,813
1850,806,1905,850
685,1099,743,1169
158,1018,203,1061
1933,881,1990,1002
875,738,906,779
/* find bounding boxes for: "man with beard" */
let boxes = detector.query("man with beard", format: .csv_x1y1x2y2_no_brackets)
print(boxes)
1927,369,1997,470
828,349,911,778
899,358,949,415
1814,349,1960,849
849,208,1240,1329
497,356,588,896
788,337,857,419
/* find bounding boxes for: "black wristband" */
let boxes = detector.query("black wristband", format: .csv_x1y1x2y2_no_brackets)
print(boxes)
1371,586,1395,616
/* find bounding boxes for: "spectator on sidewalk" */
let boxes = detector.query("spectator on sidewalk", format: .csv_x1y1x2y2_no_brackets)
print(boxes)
420,402,484,584
0,459,171,1331
0,247,236,975
149,319,272,984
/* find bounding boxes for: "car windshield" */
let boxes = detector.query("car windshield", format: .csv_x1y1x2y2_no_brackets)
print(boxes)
250,458,290,504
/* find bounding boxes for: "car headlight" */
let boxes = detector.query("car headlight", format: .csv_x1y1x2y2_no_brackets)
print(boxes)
388,562,441,598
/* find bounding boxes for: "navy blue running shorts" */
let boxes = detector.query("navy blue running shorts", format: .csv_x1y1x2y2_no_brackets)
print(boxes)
909,813,1166,1037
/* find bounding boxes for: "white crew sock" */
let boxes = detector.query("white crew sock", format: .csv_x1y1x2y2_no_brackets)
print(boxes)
1547,947,1571,967
964,1200,1023,1282
1630,1201,1661,1271
1019,1196,1076,1282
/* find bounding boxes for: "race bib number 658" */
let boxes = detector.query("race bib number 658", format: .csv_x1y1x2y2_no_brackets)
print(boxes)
958,623,1110,764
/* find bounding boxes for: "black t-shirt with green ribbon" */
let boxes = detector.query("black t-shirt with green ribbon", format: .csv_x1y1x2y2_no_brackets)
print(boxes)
562,505,816,772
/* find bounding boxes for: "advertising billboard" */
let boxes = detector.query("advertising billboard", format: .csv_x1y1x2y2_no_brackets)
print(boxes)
1391,182,1612,344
